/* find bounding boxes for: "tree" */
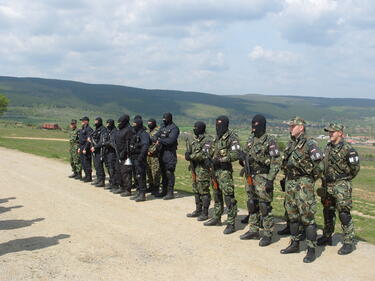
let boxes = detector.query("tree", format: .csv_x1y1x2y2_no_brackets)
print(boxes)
0,94,9,116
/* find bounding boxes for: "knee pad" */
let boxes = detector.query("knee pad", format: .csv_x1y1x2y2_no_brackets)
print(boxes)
339,211,352,226
259,202,272,217
224,195,235,208
289,220,300,236
305,224,317,241
247,199,259,215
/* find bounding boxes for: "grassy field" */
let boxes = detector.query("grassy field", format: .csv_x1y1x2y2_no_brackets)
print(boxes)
1,123,374,244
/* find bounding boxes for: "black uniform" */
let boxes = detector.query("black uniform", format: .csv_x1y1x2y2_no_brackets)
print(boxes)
79,122,93,180
152,112,180,199
90,117,107,186
113,114,135,196
130,118,150,201
102,119,118,189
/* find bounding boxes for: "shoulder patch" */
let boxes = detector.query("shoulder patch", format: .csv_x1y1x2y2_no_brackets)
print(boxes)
268,139,280,157
309,144,323,161
347,148,359,164
231,139,241,151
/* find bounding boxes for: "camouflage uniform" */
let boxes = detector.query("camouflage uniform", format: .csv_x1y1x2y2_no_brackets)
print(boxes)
318,123,360,247
210,129,240,226
69,123,81,175
281,117,323,250
243,133,281,239
147,126,161,193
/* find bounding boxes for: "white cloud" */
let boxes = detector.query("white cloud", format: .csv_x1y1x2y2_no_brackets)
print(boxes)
248,46,300,65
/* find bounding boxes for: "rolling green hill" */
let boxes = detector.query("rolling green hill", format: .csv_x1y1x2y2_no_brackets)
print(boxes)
0,76,374,125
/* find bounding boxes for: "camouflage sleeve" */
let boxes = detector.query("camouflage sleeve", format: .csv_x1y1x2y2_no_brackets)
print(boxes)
266,137,281,181
280,140,293,173
346,146,360,179
190,137,212,162
307,139,324,179
220,134,240,163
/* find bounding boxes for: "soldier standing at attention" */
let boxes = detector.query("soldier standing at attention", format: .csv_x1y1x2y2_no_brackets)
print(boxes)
203,115,240,235
102,119,118,190
68,119,82,180
185,121,213,221
238,114,281,246
89,117,107,187
280,117,323,263
146,118,161,196
78,116,93,182
317,123,360,255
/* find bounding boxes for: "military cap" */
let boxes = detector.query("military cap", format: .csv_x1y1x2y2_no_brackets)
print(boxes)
80,116,89,121
287,116,306,126
324,122,344,132
70,119,77,124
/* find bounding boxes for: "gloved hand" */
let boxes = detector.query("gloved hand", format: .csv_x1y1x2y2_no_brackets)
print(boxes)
239,160,245,167
185,152,191,161
238,151,247,162
279,178,286,192
213,157,221,166
265,180,274,193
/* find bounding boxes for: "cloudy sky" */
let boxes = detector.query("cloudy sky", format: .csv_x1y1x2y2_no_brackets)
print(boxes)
0,0,374,98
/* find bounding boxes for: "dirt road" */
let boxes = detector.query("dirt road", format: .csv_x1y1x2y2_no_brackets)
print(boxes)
0,147,374,281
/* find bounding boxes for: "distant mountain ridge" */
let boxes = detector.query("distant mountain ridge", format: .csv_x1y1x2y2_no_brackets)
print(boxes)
0,76,374,125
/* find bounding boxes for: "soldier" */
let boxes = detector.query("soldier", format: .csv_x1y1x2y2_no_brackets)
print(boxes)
78,116,93,182
152,112,180,200
89,117,107,187
102,119,118,190
280,117,323,263
129,117,150,202
316,123,360,255
203,115,240,235
146,118,161,196
68,119,82,179
185,121,213,221
112,114,135,196
238,114,281,246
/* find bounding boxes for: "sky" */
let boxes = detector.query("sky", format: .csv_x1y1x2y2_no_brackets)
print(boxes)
0,0,374,98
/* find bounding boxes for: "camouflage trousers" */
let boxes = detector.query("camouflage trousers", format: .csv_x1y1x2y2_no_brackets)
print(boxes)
285,177,317,248
147,156,161,189
247,174,274,238
69,146,81,173
320,180,355,245
212,169,237,225
191,167,210,195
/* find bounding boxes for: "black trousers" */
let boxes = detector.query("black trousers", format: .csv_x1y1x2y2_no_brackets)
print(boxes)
93,152,105,181
81,152,92,176
104,151,117,185
133,159,147,193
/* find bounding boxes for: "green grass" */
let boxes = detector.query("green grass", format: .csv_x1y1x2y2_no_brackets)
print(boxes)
0,126,374,244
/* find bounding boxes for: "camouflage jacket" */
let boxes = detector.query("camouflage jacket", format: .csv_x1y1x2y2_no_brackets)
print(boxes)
148,126,159,157
188,133,213,165
323,139,360,183
211,130,240,168
281,134,323,180
69,128,80,149
244,133,281,181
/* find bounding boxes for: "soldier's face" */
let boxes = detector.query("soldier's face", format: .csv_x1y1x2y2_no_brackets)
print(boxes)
70,124,76,129
329,130,343,144
290,124,304,137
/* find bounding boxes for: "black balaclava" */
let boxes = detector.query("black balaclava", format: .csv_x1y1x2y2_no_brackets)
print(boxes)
106,119,115,130
216,115,229,139
148,118,157,130
252,114,266,138
134,115,142,121
193,121,206,137
163,112,173,126
133,117,143,132
118,114,130,130
95,117,103,129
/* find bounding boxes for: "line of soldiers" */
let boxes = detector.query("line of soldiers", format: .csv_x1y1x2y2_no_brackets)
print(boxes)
183,115,360,264
69,113,180,202
69,112,360,264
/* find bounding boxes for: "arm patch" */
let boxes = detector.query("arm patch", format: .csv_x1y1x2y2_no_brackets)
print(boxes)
231,140,241,151
269,140,280,157
308,142,323,161
348,148,359,164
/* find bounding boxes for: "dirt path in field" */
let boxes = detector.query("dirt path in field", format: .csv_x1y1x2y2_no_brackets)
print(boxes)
0,146,374,281
3,136,68,142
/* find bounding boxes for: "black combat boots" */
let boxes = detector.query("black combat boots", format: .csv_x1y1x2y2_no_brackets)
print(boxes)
303,247,316,263
83,174,92,183
197,194,211,221
259,236,272,247
163,187,174,200
280,240,300,254
223,224,236,235
240,230,259,240
241,214,250,224
317,235,333,246
338,243,354,255
204,217,222,226
277,222,291,235
187,194,202,218
95,180,105,188
135,192,146,202
130,191,140,200
74,172,82,180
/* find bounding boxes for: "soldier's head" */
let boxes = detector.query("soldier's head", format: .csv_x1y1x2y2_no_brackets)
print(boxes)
118,114,130,129
80,116,89,126
106,119,115,130
132,117,143,132
252,114,266,138
193,121,206,137
70,119,77,129
163,112,173,126
324,122,344,144
288,116,305,138
147,118,157,130
94,117,103,128
216,115,229,138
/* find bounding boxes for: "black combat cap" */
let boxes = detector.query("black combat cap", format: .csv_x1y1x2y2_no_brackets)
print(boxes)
80,116,89,121
70,119,77,124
